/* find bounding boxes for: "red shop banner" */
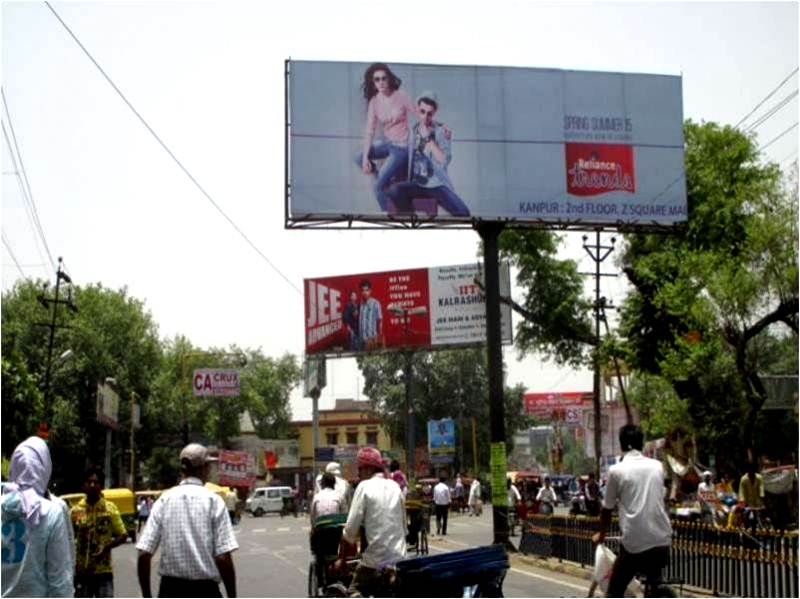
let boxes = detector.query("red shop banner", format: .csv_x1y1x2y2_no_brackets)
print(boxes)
218,450,256,488
524,392,594,417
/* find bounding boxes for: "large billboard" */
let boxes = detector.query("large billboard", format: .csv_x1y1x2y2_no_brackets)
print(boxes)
305,263,512,356
287,60,686,229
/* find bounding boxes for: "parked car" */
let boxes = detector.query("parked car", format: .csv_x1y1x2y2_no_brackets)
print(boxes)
246,486,293,517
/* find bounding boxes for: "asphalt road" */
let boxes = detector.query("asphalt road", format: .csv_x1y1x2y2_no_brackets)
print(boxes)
111,508,594,597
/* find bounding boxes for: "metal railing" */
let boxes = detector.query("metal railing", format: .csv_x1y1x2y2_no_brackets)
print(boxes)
520,515,799,597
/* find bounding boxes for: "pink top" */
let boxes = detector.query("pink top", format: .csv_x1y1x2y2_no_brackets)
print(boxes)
364,89,416,146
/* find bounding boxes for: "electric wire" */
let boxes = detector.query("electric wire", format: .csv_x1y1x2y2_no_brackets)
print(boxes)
44,2,301,295
759,122,798,152
2,231,28,280
1,120,51,275
744,90,798,132
1,88,55,271
735,67,799,129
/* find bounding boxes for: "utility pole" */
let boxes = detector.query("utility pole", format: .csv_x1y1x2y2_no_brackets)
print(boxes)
130,391,139,490
581,232,616,477
36,256,77,430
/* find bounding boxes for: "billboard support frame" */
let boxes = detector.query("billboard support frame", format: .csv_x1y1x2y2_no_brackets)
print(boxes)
477,221,512,550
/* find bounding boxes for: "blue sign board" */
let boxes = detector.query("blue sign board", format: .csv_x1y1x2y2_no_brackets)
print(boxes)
428,418,456,455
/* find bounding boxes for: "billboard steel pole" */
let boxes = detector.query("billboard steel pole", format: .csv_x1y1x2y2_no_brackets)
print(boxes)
478,222,510,548
404,350,415,478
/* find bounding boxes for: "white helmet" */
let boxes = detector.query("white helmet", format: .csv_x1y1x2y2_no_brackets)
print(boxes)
325,462,342,476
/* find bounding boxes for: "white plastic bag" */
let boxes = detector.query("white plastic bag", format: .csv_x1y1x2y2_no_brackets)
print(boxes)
593,544,616,593
593,544,644,597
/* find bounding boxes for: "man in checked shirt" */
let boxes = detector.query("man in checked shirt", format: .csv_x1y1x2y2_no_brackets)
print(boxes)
136,444,238,598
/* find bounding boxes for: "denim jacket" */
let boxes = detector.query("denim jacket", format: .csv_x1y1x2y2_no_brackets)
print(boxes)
405,121,455,191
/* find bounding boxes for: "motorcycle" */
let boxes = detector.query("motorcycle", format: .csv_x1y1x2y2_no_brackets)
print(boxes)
569,491,587,516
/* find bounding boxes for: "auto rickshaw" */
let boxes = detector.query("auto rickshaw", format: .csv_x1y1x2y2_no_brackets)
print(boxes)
102,488,137,542
58,492,86,508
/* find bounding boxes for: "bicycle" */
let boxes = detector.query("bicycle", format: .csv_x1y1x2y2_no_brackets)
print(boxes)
600,537,683,598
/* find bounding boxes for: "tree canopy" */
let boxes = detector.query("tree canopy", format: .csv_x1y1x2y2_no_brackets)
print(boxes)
617,121,798,465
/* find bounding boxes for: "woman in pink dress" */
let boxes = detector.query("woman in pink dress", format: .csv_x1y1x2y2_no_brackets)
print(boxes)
355,62,416,212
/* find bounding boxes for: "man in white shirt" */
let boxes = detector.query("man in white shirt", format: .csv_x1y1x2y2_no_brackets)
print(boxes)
137,444,238,598
315,462,353,509
468,477,482,516
506,478,522,536
536,476,557,515
336,447,406,597
432,476,451,536
593,424,672,597
310,473,347,524
697,470,716,525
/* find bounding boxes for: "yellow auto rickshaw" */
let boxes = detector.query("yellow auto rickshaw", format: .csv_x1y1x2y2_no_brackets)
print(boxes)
102,488,137,542
58,492,86,508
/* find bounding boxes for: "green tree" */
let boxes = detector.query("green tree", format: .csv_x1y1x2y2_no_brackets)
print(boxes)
496,229,595,367
1,280,163,491
618,120,798,463
358,348,527,474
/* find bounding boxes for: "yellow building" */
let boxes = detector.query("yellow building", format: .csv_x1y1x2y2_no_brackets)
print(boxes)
290,399,394,477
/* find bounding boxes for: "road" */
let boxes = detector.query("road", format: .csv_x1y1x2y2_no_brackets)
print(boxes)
111,508,594,597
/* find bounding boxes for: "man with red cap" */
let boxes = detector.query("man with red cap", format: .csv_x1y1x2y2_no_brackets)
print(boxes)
336,446,407,597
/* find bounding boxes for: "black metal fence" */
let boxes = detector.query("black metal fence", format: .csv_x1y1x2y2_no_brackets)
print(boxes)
520,515,799,597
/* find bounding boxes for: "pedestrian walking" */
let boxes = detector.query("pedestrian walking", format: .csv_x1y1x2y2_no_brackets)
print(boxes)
71,465,128,597
136,443,238,598
1,436,74,597
433,476,451,536
137,496,150,533
468,477,482,517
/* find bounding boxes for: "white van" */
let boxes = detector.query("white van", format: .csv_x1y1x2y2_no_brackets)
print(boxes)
246,486,293,516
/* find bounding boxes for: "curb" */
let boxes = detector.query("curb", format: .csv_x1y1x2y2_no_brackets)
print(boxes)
431,537,716,597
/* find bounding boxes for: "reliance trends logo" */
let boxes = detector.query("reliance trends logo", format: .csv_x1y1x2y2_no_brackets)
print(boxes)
565,143,635,196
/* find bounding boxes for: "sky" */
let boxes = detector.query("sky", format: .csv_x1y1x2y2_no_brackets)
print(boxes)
2,1,798,421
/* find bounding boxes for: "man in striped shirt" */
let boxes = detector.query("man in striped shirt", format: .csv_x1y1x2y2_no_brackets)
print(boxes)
136,444,238,598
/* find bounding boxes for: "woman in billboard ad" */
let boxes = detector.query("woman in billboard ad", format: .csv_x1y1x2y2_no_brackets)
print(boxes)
354,62,416,212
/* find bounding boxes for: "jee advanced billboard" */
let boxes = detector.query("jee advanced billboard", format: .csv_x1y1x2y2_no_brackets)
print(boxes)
287,60,686,228
305,263,512,356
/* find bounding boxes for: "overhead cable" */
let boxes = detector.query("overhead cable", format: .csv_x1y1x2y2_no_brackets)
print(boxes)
745,90,798,132
1,120,52,274
735,67,798,129
1,89,56,271
44,2,301,295
2,231,28,279
759,122,798,152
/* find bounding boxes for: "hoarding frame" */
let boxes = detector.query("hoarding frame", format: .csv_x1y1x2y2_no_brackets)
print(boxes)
284,59,687,234
303,262,512,359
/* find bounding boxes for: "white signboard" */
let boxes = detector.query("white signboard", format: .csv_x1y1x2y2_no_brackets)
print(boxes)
96,383,120,429
193,368,240,397
287,60,686,228
428,263,512,346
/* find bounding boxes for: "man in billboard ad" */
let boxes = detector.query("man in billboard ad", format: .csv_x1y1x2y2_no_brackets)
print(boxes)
387,91,470,217
357,278,384,351
288,60,687,228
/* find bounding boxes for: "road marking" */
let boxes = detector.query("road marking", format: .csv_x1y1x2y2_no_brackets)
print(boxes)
429,539,590,593
272,549,307,576
277,527,291,532
252,528,266,533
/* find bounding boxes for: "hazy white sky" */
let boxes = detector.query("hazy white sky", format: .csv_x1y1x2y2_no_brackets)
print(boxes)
2,1,797,421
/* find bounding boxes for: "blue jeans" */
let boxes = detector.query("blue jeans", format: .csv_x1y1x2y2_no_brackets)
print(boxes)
355,142,408,211
387,182,471,217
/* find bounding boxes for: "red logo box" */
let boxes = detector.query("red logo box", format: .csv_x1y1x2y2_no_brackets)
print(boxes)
565,143,636,197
